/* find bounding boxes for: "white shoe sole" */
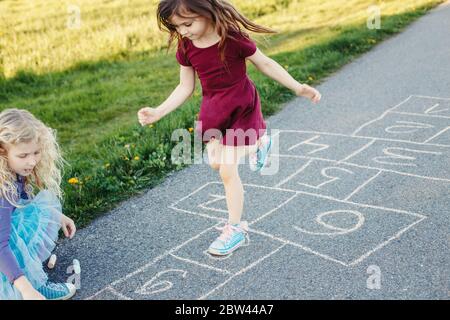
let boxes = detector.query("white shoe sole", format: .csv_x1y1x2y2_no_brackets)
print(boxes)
53,283,77,300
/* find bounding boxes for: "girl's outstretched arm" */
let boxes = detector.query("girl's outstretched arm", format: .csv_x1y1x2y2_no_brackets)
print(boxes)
247,48,321,103
138,65,196,126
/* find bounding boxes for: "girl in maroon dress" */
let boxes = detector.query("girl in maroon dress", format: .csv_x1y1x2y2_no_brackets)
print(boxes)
138,0,321,256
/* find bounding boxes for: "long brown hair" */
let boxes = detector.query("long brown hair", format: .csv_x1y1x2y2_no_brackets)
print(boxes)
156,0,277,64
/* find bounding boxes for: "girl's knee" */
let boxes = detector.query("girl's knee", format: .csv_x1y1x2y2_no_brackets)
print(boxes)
219,164,238,182
209,161,220,171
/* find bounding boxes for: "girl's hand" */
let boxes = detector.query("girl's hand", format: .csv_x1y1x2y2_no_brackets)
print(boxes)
295,83,321,104
61,214,76,239
138,107,162,126
21,287,46,300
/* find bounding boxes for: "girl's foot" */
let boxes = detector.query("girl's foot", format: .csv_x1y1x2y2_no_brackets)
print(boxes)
208,221,249,256
37,282,76,300
249,134,272,172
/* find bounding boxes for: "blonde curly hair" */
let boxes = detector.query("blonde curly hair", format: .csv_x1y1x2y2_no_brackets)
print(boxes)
0,108,65,207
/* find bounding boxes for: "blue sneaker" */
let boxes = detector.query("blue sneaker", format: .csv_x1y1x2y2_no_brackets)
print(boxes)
37,282,76,300
208,221,250,256
249,134,272,172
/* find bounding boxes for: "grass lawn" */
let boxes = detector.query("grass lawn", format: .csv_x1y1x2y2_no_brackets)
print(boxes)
0,0,444,227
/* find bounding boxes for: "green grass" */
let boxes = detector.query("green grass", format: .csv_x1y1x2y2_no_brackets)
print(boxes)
0,0,444,227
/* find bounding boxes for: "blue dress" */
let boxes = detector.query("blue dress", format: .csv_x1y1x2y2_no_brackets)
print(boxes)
0,176,62,300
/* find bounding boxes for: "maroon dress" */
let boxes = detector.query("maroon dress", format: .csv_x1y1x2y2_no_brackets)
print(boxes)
175,30,266,146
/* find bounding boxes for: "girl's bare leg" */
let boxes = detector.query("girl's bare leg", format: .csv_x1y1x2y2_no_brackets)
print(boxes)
218,142,257,224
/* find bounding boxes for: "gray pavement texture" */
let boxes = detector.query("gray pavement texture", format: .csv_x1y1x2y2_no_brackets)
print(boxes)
51,2,449,300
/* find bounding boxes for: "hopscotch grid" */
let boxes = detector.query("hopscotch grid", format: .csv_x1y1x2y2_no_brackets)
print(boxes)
87,95,447,300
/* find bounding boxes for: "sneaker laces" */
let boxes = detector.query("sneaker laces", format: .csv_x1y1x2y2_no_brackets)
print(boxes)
215,221,249,243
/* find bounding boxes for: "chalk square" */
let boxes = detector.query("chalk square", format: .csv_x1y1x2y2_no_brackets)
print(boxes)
343,139,450,180
353,112,449,143
108,255,229,300
347,170,450,216
250,192,425,266
172,229,283,274
169,182,297,223
392,95,450,118
275,159,381,200
276,130,373,162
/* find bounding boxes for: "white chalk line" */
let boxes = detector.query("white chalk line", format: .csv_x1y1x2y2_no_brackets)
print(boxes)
169,182,215,208
249,193,299,226
390,111,450,119
168,205,225,222
343,170,383,201
85,286,132,300
198,244,287,300
348,215,427,266
338,139,377,163
274,159,314,188
423,127,450,144
169,253,233,275
410,94,450,101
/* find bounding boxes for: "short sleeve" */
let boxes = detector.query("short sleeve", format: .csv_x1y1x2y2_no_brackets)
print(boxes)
175,43,192,67
237,33,257,58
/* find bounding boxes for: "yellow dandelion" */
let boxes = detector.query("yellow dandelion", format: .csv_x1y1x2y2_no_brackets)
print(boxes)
308,76,314,81
188,127,194,133
105,163,110,168
68,177,79,185
124,144,130,148
134,156,140,161
149,124,154,128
